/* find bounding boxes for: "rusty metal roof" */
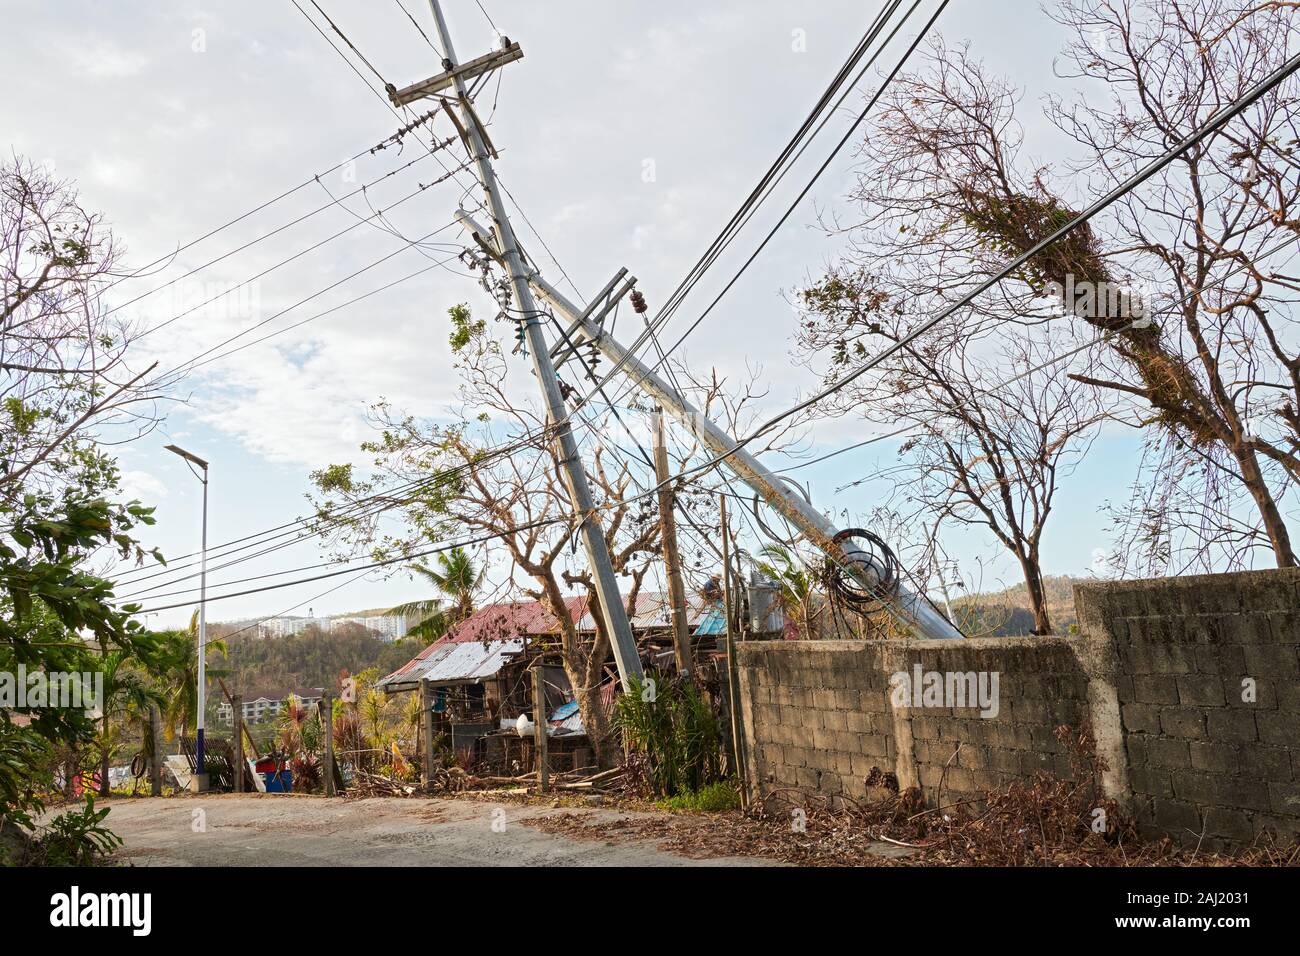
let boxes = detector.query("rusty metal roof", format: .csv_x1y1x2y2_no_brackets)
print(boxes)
378,592,722,692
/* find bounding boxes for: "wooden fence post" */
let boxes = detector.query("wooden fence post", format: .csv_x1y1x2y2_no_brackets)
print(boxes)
532,665,548,793
233,695,245,794
322,692,336,797
149,702,163,797
421,680,436,789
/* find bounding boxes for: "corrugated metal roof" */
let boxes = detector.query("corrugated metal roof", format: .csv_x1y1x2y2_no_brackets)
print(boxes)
693,605,727,636
380,637,526,689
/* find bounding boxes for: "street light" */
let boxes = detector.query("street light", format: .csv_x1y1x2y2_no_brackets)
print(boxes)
165,443,209,791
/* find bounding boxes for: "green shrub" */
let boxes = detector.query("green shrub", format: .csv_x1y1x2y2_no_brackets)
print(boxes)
28,796,122,866
615,671,723,797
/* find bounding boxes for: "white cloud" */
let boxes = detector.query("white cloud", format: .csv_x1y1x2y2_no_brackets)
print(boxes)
119,469,169,502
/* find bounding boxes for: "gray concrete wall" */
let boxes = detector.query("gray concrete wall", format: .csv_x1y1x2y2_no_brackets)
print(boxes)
737,568,1300,850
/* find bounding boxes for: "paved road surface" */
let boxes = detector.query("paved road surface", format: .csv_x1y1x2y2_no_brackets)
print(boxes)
97,794,770,867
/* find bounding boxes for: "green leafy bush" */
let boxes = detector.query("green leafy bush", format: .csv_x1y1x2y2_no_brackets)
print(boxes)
615,671,723,798
28,796,122,866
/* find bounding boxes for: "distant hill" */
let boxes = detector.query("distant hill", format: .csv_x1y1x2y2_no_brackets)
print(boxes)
949,574,1082,636
207,620,417,695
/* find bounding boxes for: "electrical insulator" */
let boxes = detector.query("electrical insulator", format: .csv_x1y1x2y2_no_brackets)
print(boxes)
513,322,528,356
630,290,648,314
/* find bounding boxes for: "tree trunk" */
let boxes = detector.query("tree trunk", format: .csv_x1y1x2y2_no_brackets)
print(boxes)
534,576,621,770
62,750,76,800
1233,442,1299,568
1017,552,1052,636
98,714,110,797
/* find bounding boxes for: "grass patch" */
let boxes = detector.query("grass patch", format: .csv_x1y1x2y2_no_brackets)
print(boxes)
656,782,740,813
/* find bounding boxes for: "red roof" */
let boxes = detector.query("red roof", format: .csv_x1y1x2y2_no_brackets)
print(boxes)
442,596,589,644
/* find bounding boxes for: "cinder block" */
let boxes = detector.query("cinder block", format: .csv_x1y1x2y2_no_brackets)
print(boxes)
1145,737,1191,770
1019,750,1055,776
1206,709,1258,742
1218,614,1273,645
1128,764,1174,797
1121,702,1161,734
1132,674,1180,704
1266,611,1300,644
1256,711,1300,747
957,745,991,770
1188,741,1239,775
1010,698,1050,726
987,748,1023,773
821,710,848,732
1113,674,1135,703
1226,676,1276,709
1172,770,1271,812
1240,745,1293,782
1244,645,1300,679
854,732,890,758
1194,644,1246,675
1202,807,1257,843
1267,781,1300,817
1159,707,1207,740
1152,797,1203,836
1176,675,1225,707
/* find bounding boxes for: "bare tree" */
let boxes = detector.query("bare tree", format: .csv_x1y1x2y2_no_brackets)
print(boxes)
1,156,163,496
310,305,659,766
803,0,1300,573
799,266,1105,632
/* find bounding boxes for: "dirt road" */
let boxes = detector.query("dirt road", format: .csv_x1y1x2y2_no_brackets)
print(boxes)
97,794,773,867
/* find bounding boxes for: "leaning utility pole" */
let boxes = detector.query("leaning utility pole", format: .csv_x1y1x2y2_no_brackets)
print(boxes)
456,213,964,642
652,409,692,676
397,1,644,685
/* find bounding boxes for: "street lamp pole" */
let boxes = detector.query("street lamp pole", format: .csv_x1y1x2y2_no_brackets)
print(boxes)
165,444,209,787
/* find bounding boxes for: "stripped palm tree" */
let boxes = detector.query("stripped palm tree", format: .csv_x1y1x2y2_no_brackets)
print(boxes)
389,547,483,645
756,544,822,639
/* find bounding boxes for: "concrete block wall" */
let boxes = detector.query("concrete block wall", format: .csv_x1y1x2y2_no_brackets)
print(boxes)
738,636,1092,809
894,639,1090,808
736,568,1300,849
1074,569,1300,850
740,642,897,804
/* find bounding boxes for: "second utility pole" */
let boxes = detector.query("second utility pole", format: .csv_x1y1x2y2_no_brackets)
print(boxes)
423,0,643,686
652,409,692,676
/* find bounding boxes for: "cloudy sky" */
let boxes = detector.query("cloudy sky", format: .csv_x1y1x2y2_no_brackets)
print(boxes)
2,0,1142,627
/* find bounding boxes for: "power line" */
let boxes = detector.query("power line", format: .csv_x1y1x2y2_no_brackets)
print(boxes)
393,0,443,57
109,151,439,321
180,248,465,375
616,0,942,401
104,138,419,292
758,46,1300,445
134,170,460,342
289,0,480,200
155,218,464,381
570,0,916,411
308,0,391,87
801,230,1300,491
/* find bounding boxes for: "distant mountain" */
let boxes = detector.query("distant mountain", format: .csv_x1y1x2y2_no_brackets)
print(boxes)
948,574,1082,636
